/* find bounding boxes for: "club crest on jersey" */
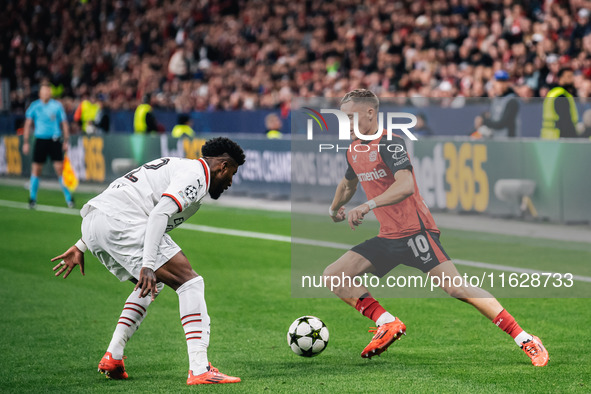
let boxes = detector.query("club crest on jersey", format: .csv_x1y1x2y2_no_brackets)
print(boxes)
184,185,198,201
369,150,378,162
357,168,388,182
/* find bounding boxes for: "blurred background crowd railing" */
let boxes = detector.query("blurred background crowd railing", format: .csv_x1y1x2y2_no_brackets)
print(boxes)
3,0,591,133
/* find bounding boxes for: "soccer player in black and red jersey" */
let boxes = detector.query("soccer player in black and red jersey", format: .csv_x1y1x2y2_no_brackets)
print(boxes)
325,89,548,366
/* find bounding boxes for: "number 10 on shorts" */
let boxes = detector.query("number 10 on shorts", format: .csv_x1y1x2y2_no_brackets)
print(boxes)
407,234,430,258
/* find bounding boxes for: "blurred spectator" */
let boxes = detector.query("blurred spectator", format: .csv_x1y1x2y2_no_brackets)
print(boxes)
73,94,100,134
2,0,591,114
172,114,195,138
91,94,111,134
134,94,158,134
412,113,433,137
474,70,520,138
264,113,283,139
168,45,190,81
540,68,581,139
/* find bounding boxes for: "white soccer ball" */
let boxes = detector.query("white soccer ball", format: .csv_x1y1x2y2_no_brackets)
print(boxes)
287,316,329,357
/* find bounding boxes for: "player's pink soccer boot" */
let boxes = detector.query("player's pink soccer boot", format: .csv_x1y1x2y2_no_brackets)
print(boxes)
361,318,406,358
98,352,128,379
187,362,241,385
521,335,549,366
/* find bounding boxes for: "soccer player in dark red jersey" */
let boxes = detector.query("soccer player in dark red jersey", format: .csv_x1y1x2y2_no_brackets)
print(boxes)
325,89,548,366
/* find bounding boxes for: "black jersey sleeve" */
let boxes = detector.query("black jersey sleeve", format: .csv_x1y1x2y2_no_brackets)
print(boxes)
379,136,413,175
345,156,356,180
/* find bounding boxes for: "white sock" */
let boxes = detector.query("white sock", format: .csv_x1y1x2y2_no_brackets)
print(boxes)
106,283,163,359
376,312,396,327
176,276,210,375
514,330,533,347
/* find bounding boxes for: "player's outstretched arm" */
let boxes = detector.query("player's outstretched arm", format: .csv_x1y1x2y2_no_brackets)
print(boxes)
329,177,358,222
51,243,85,279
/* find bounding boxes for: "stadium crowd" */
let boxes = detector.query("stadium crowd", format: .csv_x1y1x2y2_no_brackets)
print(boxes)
2,0,591,115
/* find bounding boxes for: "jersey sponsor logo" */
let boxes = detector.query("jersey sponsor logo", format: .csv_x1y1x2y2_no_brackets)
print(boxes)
393,156,409,167
357,168,388,182
184,185,198,201
369,151,378,162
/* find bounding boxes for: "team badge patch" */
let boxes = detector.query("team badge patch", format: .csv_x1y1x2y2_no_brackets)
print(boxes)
184,185,198,201
369,151,378,162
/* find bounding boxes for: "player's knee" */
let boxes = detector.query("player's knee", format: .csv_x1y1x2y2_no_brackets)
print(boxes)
170,272,199,290
443,285,469,300
322,264,338,280
322,265,342,294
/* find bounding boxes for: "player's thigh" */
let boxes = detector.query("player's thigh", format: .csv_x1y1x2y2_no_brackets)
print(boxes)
428,260,459,281
324,250,376,278
82,209,184,283
155,251,198,291
428,260,471,299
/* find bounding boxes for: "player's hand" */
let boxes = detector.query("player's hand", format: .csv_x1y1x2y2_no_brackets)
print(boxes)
330,206,346,222
51,245,85,279
22,141,30,155
347,203,371,230
135,267,158,301
62,141,69,153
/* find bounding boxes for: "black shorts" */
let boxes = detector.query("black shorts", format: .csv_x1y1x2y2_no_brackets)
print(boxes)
33,138,64,164
350,231,450,277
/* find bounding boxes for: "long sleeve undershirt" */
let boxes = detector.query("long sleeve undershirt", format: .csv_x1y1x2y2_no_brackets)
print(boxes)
141,197,180,270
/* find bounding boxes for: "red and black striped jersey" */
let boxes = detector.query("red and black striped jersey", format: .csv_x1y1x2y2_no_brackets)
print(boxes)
345,132,438,239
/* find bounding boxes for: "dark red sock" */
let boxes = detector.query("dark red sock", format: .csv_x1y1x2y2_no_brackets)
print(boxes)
492,309,523,339
355,293,386,323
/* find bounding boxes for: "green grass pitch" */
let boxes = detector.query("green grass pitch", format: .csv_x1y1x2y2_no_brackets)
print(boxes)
0,184,589,393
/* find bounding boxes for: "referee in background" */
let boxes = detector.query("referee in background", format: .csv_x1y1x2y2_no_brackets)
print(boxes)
22,81,74,209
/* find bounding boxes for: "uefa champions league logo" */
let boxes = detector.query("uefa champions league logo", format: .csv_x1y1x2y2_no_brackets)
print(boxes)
184,185,198,201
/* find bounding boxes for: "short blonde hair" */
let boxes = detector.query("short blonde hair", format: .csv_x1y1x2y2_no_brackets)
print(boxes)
340,89,379,110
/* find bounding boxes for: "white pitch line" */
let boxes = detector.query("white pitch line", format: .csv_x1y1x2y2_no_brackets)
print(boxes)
2,199,591,283
0,199,81,216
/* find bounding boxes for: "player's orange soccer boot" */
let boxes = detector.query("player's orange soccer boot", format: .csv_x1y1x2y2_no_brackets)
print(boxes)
187,363,241,385
361,318,406,359
521,335,549,366
97,352,128,379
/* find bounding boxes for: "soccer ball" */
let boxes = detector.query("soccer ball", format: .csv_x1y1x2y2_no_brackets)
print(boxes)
287,316,329,357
